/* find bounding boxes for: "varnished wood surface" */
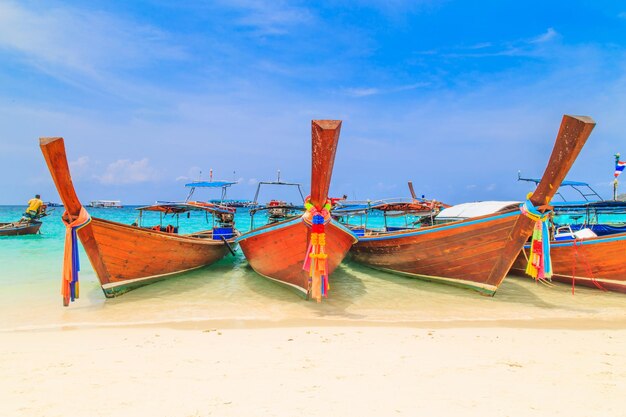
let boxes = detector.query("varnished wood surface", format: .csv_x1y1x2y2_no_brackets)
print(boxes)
90,218,230,283
238,219,356,294
511,234,626,293
310,120,341,209
39,137,236,297
352,211,520,293
350,115,596,295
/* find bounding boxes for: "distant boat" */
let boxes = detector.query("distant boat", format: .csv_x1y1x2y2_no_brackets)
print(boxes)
184,172,256,210
40,137,240,305
237,120,358,301
349,115,595,296
44,202,63,208
332,181,447,236
89,200,122,208
209,199,257,208
0,221,42,236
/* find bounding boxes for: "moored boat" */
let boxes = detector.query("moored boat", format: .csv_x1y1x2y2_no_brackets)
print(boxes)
0,221,42,236
350,115,596,296
236,120,358,301
511,227,626,293
40,137,239,304
89,200,123,208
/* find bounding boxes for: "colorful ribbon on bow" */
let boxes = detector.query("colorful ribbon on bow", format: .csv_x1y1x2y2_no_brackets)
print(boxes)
61,207,92,306
520,199,552,281
302,197,332,302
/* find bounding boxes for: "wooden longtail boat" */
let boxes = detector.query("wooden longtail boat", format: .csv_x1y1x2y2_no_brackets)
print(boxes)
350,115,596,296
0,221,42,236
40,137,239,301
511,232,626,293
236,120,358,301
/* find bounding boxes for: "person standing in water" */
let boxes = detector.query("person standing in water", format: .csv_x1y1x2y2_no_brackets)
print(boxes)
23,194,45,221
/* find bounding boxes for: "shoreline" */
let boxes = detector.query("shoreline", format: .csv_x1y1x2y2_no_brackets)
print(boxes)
3,315,626,333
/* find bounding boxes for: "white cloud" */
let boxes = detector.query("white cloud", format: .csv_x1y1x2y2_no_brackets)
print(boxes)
69,156,90,169
175,166,203,182
220,0,313,35
248,178,258,185
98,158,158,185
0,1,185,94
345,82,429,97
346,87,380,97
531,27,559,44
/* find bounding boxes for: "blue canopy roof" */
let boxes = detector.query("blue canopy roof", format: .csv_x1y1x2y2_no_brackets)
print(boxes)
520,178,590,187
136,202,234,215
185,180,236,188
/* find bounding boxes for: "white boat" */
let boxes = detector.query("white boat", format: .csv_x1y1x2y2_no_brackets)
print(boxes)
89,200,123,208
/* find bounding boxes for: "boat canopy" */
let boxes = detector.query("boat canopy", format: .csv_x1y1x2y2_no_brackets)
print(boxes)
185,179,238,203
517,172,603,202
436,201,520,221
184,180,237,188
333,198,438,215
517,178,590,187
136,202,235,215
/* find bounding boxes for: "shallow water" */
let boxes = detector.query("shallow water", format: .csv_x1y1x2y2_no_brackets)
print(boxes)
1,205,625,331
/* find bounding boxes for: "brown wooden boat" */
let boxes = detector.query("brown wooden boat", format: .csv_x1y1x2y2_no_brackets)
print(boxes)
39,137,239,301
236,120,358,300
350,115,596,295
0,221,42,236
511,232,626,293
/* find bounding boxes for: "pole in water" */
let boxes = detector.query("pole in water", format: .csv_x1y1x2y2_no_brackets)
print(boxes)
615,153,621,201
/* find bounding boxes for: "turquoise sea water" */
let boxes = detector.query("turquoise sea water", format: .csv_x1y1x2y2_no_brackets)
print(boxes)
1,205,625,331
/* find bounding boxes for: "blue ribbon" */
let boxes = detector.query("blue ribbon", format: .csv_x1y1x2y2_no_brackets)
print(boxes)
521,200,553,277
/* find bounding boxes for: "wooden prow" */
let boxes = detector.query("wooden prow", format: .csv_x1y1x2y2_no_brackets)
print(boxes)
529,115,595,205
310,120,342,209
40,136,113,285
408,181,417,200
485,114,595,290
39,137,82,216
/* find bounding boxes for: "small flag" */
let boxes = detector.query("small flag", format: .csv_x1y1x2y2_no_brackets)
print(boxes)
615,161,626,178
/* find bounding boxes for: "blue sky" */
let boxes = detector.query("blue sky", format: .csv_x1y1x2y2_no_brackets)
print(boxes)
1,0,626,205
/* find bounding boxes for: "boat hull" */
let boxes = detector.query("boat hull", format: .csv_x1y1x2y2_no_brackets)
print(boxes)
237,218,357,296
76,217,234,297
0,221,42,236
511,233,626,293
350,210,522,295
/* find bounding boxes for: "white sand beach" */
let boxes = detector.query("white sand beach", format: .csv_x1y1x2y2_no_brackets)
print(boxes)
2,323,625,417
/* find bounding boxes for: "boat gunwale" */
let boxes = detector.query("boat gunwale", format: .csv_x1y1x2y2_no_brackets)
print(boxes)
236,216,358,244
90,216,239,245
356,208,521,242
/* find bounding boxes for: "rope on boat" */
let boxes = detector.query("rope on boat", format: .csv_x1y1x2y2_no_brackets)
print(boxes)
302,196,331,302
520,199,553,283
61,208,91,306
570,239,607,294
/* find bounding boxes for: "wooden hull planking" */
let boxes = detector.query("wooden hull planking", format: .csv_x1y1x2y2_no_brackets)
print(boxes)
237,218,357,296
84,218,233,297
39,136,236,298
351,211,521,294
349,115,596,295
511,233,626,293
